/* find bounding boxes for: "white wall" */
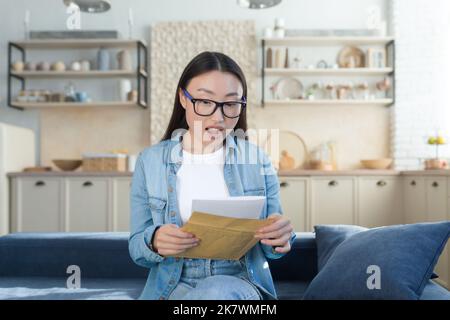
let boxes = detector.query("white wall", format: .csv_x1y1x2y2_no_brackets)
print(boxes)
391,0,450,169
0,0,388,165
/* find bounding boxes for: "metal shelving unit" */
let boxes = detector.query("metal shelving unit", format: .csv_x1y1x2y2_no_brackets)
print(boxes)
261,36,396,107
7,39,148,111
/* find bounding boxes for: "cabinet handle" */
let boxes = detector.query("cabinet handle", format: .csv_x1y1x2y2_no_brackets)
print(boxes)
377,180,387,187
410,180,416,186
35,180,46,187
328,180,338,187
83,181,93,187
279,182,289,188
432,181,439,188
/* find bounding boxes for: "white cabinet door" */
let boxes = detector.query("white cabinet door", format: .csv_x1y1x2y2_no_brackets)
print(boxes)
113,178,131,232
311,177,355,226
66,178,110,232
11,177,62,232
403,176,426,224
278,177,308,232
425,177,449,288
358,177,403,227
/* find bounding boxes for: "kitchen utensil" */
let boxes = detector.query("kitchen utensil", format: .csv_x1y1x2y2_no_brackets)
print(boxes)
119,79,132,102
127,89,138,102
424,159,448,170
70,61,81,71
52,159,82,171
75,92,88,102
309,160,334,171
128,154,137,172
51,61,66,72
80,60,91,71
97,47,110,71
11,61,24,72
117,49,132,71
273,77,303,100
25,62,36,71
360,158,393,169
262,130,309,170
338,46,365,68
308,141,337,170
37,61,50,71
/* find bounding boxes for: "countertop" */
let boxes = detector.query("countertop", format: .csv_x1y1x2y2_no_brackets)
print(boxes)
7,169,450,177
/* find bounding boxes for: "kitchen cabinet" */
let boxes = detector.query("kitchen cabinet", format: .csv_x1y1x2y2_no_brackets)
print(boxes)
113,178,132,232
425,177,449,289
403,176,426,224
311,177,356,226
279,177,308,232
358,177,403,227
66,178,110,232
11,177,62,232
10,175,131,233
402,175,449,289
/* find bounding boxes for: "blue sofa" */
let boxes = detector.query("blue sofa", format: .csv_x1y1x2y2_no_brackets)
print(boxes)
0,232,449,300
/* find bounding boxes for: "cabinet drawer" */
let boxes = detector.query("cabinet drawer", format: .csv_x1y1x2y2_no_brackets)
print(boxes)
66,178,109,232
311,177,355,226
12,177,62,232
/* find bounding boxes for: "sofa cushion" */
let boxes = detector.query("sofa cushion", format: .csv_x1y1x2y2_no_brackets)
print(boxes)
314,225,439,279
0,277,145,300
315,225,367,271
419,280,450,300
303,222,450,300
274,281,311,300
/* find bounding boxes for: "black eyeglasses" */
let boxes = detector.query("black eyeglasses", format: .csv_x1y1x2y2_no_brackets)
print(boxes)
183,88,246,119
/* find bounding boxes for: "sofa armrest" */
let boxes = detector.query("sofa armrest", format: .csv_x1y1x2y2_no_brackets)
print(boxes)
0,232,147,279
268,232,318,281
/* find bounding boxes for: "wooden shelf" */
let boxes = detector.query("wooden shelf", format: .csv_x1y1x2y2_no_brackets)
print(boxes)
11,70,141,78
10,101,144,109
10,39,145,49
263,36,395,46
264,99,394,106
264,68,394,76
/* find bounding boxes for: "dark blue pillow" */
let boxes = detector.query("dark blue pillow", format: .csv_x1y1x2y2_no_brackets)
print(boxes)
315,225,368,271
314,224,439,279
304,222,450,300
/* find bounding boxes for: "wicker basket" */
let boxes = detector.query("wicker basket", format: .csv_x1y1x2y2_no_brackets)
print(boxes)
82,153,128,172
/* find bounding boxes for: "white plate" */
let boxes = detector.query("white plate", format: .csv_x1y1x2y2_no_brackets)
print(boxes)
274,77,303,100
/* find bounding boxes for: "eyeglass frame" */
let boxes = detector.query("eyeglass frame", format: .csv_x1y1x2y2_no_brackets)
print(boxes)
182,88,246,119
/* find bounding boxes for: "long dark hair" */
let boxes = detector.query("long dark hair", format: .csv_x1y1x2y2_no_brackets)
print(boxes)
161,51,248,141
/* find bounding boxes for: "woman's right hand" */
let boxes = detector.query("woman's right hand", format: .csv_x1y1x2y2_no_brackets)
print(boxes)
152,224,200,256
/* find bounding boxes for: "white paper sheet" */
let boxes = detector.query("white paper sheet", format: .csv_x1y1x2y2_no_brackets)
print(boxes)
191,196,266,219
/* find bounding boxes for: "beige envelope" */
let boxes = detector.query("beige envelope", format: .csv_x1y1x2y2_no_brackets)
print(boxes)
170,211,274,260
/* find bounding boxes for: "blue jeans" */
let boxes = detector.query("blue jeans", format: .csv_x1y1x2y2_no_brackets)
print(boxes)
168,257,263,300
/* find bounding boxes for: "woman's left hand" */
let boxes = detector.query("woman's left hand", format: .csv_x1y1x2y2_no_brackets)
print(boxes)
254,213,293,254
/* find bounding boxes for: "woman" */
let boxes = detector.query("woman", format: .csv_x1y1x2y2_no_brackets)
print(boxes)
129,51,296,300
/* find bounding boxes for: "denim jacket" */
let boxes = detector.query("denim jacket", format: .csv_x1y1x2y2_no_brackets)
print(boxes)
128,132,297,300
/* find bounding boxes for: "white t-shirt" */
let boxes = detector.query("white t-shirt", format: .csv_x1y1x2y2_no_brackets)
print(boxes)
176,146,229,224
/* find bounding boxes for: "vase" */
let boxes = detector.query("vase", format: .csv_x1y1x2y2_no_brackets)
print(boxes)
97,47,110,71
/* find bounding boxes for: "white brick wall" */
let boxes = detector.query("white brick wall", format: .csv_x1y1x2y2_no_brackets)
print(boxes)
391,0,450,170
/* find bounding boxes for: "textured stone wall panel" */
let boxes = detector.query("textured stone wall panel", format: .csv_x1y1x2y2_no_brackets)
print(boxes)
150,20,257,143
